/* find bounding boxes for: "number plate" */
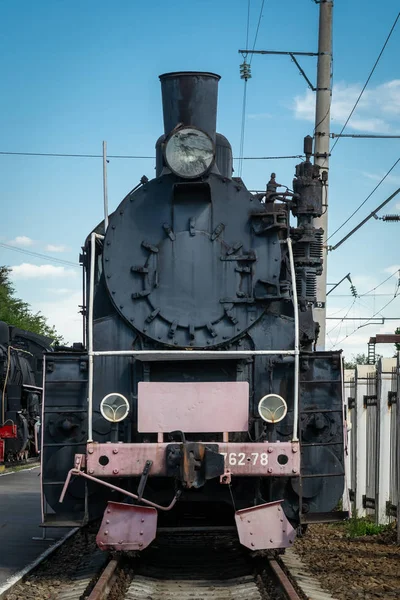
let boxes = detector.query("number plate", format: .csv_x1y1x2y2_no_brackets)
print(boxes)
221,452,269,467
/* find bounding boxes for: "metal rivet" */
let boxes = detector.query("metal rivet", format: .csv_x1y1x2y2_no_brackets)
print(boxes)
141,519,145,523
270,538,273,543
106,520,110,524
113,468,119,474
292,468,298,473
139,542,143,547
107,509,111,513
251,542,255,547
89,469,94,474
104,530,108,535
292,446,298,453
113,449,118,454
88,448,94,454
267,468,273,473
267,447,273,453
140,531,143,535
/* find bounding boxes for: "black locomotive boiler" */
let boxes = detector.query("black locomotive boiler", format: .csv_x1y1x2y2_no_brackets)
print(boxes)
41,72,347,551
0,321,51,464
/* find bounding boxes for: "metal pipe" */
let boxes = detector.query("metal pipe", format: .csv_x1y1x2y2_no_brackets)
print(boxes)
287,238,300,442
103,141,108,233
90,350,297,357
87,231,96,442
59,467,181,511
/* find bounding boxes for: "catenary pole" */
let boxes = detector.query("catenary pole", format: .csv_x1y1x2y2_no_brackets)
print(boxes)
313,1,333,350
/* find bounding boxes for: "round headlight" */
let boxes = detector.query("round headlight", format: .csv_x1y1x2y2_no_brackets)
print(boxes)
258,394,287,424
100,393,130,423
164,126,215,178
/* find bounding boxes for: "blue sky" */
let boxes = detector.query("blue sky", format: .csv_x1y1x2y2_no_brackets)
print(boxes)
1,0,399,358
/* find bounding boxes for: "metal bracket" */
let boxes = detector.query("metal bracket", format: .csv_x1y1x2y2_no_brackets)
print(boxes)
137,460,153,501
363,394,377,408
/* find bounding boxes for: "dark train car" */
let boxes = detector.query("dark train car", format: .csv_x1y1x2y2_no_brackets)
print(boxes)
0,321,52,462
41,72,347,551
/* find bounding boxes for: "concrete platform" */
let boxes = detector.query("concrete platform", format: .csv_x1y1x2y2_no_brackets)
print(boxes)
0,466,70,586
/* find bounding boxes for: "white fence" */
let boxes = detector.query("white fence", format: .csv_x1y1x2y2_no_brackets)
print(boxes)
344,356,399,526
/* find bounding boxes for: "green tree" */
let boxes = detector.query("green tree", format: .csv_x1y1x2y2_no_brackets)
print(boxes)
395,327,400,352
0,266,63,343
344,352,382,370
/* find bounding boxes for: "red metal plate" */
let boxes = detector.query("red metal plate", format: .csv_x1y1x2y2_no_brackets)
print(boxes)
96,501,157,551
137,381,249,433
87,441,300,477
235,500,296,550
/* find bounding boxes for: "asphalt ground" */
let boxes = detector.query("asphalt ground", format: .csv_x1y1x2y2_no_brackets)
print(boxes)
0,466,70,587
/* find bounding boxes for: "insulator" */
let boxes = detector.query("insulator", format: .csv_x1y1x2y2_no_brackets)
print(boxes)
240,61,252,81
382,214,400,222
350,284,358,298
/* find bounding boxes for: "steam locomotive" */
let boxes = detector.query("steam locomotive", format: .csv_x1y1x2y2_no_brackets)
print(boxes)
41,72,347,551
0,322,51,463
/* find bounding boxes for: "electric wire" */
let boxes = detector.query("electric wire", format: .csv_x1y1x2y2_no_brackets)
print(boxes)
331,294,400,349
0,242,80,267
249,0,266,65
330,11,400,155
326,299,357,337
327,157,400,241
0,150,302,162
360,268,400,297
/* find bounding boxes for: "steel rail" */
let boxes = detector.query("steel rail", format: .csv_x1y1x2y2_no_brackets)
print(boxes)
268,558,302,600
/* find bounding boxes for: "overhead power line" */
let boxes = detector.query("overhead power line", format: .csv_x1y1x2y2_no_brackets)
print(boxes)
0,150,303,162
0,242,80,268
330,11,400,154
327,160,400,242
331,293,400,349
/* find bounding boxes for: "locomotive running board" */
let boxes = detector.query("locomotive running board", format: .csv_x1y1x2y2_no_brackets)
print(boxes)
96,501,157,551
235,500,296,550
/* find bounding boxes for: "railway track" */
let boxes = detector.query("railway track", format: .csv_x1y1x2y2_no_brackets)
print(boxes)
52,531,303,600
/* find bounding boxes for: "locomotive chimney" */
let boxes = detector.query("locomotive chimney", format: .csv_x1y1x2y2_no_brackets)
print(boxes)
159,71,221,142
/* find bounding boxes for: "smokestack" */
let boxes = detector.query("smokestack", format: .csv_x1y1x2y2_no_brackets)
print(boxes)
159,72,221,142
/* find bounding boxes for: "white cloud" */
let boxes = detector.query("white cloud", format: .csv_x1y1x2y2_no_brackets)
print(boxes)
383,265,400,275
294,79,400,133
361,172,400,187
8,236,35,247
45,244,68,253
11,263,77,280
30,291,83,345
46,287,76,295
